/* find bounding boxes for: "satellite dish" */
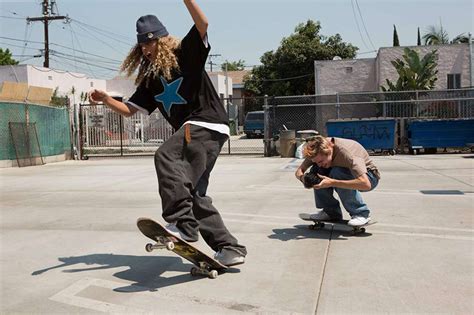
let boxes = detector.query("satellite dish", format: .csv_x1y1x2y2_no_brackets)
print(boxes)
333,56,342,60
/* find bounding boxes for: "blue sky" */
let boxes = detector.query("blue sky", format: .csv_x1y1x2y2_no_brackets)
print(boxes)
0,0,472,79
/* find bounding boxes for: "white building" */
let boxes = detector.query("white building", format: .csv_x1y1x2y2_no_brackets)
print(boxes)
0,64,233,105
0,64,106,104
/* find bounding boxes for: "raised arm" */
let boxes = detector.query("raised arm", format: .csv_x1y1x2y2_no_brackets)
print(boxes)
183,0,208,39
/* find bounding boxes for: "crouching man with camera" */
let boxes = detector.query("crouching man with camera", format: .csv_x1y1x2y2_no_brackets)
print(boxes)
295,136,381,226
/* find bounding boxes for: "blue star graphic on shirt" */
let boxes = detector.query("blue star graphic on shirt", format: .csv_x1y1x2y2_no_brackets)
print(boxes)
154,76,187,116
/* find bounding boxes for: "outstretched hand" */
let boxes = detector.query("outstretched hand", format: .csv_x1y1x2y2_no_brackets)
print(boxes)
89,89,109,105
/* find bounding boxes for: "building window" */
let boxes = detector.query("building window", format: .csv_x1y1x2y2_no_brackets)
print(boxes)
447,73,461,89
345,67,353,74
48,76,53,80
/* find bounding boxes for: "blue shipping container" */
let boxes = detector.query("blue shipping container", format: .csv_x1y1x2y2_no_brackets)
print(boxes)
407,119,474,149
326,119,397,151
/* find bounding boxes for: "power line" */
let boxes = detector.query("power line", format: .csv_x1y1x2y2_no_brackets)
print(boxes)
351,0,370,50
0,16,24,20
69,18,132,44
354,0,376,51
0,41,42,51
262,73,313,82
0,37,123,63
66,23,97,77
49,53,118,71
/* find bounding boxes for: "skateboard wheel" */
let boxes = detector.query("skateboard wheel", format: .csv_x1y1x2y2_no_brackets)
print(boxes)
208,270,218,279
165,242,175,251
190,267,199,276
360,228,366,233
145,243,154,252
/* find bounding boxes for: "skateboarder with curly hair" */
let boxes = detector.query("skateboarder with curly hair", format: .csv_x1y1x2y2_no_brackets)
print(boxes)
89,0,246,266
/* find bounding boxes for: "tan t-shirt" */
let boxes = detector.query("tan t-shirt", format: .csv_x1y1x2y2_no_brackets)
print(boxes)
331,137,380,179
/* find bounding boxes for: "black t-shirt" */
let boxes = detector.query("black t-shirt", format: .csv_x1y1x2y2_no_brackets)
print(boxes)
127,26,229,130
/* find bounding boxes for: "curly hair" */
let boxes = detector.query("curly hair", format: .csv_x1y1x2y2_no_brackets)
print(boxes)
120,36,181,86
303,136,332,158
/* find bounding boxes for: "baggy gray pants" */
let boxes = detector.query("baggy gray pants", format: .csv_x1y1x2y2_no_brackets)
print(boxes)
154,124,247,255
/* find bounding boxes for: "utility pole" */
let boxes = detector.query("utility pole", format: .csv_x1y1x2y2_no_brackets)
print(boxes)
208,54,221,72
26,0,67,68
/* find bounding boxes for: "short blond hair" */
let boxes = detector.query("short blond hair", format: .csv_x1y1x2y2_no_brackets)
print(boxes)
303,136,331,158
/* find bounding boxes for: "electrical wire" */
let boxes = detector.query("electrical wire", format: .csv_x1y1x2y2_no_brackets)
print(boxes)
351,0,370,51
354,0,376,51
262,73,313,82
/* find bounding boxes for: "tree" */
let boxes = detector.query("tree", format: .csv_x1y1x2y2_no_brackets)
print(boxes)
393,25,400,47
244,20,358,96
50,87,68,107
0,48,19,65
381,47,438,91
423,24,469,45
221,59,246,71
417,27,422,46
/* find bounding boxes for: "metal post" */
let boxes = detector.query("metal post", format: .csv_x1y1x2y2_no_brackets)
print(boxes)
26,0,67,68
220,94,230,154
77,104,83,160
140,114,144,145
263,95,272,157
119,115,124,157
415,90,420,117
469,33,473,87
314,62,321,95
227,100,231,154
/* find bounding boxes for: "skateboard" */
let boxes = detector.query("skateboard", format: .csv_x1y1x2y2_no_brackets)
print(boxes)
137,217,227,279
299,213,376,235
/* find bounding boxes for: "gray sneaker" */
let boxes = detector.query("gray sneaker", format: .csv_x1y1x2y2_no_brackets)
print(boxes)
214,249,245,267
309,210,332,221
165,223,198,242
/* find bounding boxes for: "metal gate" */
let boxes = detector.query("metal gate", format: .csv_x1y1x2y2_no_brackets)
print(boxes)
79,104,264,157
80,105,173,157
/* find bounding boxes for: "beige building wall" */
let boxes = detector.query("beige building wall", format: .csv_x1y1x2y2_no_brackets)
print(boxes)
315,43,471,94
377,44,470,90
315,58,377,94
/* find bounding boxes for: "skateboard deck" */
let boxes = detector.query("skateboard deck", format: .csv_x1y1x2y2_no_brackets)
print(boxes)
137,217,227,279
299,213,376,234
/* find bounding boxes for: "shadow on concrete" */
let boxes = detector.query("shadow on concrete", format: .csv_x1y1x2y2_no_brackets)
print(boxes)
31,253,240,292
269,224,373,241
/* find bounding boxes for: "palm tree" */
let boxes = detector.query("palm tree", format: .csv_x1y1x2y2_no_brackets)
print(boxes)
381,47,438,91
423,24,469,45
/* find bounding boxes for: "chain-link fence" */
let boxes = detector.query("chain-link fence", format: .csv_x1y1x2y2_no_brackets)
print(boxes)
267,89,474,137
264,88,474,156
0,102,72,165
68,88,474,158
80,97,268,157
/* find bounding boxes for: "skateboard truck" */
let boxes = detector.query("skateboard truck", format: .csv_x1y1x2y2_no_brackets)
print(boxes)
190,262,219,279
145,236,175,252
144,236,219,279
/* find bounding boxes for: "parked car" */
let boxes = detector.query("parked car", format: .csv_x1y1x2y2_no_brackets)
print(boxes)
244,111,264,138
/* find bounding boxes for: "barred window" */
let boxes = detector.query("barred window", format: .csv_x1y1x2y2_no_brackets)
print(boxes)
447,74,461,89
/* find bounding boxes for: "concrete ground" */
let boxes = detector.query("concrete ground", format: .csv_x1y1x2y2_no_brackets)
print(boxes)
1,153,473,314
